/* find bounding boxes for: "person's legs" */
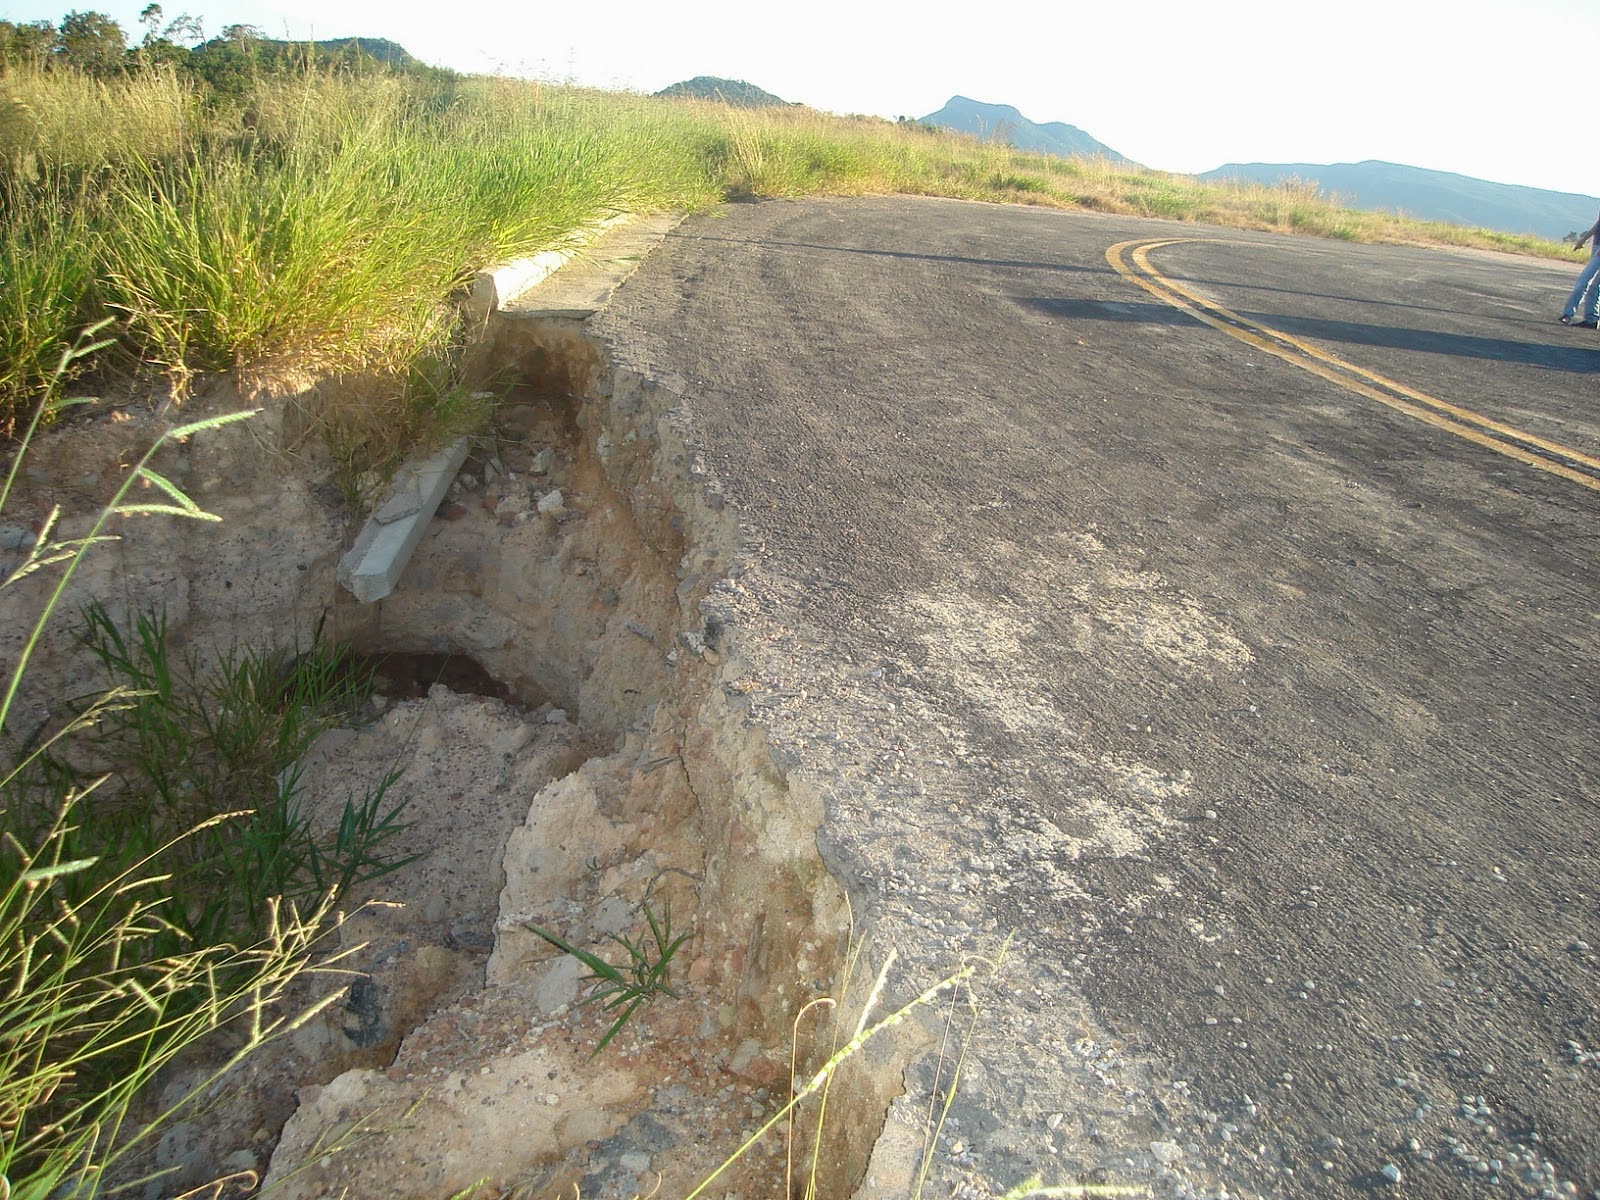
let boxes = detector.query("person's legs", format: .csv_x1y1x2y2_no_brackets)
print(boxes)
1582,256,1600,323
1564,252,1600,321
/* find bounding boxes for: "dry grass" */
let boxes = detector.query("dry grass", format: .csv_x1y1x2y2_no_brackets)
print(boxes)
0,65,209,171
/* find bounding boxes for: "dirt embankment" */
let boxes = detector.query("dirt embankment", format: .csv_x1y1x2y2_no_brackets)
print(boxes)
0,295,913,1199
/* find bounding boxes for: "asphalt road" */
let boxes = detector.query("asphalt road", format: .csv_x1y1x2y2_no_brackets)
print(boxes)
594,196,1600,1199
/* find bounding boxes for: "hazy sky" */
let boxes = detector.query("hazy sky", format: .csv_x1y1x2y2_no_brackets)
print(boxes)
22,0,1600,198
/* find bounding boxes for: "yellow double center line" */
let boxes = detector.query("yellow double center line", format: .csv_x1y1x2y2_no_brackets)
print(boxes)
1107,238,1600,493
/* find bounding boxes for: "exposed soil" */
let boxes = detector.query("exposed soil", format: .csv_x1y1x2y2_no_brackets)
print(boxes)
351,650,535,706
1,301,885,1200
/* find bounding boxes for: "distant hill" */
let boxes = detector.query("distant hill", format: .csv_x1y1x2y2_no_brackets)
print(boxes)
655,77,791,108
183,32,429,94
240,35,415,65
1199,160,1599,242
307,37,414,65
918,96,1128,163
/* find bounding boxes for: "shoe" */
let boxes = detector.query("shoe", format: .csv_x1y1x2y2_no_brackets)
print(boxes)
1577,319,1598,329
1561,313,1575,324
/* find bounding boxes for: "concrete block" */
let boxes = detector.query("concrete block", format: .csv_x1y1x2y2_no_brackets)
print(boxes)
337,437,470,603
468,248,573,318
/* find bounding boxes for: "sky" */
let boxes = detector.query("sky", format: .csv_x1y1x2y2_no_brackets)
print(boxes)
13,0,1600,198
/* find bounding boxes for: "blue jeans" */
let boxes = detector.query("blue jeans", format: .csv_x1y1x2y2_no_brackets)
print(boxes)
1564,251,1600,321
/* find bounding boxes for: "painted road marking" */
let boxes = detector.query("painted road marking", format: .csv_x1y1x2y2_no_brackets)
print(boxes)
1107,238,1600,493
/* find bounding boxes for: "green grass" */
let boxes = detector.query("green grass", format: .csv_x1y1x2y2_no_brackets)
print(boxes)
53,600,414,947
526,896,690,1055
0,807,347,1200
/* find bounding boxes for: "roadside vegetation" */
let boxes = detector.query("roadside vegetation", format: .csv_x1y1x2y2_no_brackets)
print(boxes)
0,330,406,1198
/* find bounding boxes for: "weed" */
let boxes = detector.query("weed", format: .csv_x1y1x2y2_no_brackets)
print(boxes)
683,948,974,1200
668,935,1140,1200
43,600,416,947
989,171,1050,194
0,326,352,1200
525,897,690,1054
307,361,499,505
0,807,352,1200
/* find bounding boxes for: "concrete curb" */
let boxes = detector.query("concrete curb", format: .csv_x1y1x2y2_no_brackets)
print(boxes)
466,213,633,319
336,436,470,603
336,212,683,605
500,212,684,319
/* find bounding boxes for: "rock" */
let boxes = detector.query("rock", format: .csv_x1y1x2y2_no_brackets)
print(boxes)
1149,1140,1184,1166
535,954,582,1013
736,1053,779,1087
728,1038,762,1075
591,894,633,937
0,524,35,552
530,447,555,474
495,495,529,526
537,490,567,518
726,1038,781,1086
155,1121,200,1172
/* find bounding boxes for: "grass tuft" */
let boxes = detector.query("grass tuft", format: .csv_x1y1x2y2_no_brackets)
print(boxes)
525,897,690,1056
39,599,414,949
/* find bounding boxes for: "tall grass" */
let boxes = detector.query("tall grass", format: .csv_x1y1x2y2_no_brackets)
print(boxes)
101,139,454,384
0,66,205,172
0,178,100,425
0,809,345,1200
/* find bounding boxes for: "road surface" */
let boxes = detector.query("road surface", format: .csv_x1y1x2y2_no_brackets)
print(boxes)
594,196,1600,1199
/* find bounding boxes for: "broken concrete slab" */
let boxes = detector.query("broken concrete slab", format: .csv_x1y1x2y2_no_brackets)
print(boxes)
502,213,684,320
336,436,469,603
344,213,687,608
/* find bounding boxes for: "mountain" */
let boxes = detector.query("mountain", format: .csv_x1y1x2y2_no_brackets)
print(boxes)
230,35,415,65
655,77,791,108
306,37,414,65
1199,160,1599,242
918,96,1128,163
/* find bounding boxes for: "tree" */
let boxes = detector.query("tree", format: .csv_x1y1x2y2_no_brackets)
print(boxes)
185,26,283,97
0,19,57,70
133,4,202,71
55,10,127,75
138,3,163,42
